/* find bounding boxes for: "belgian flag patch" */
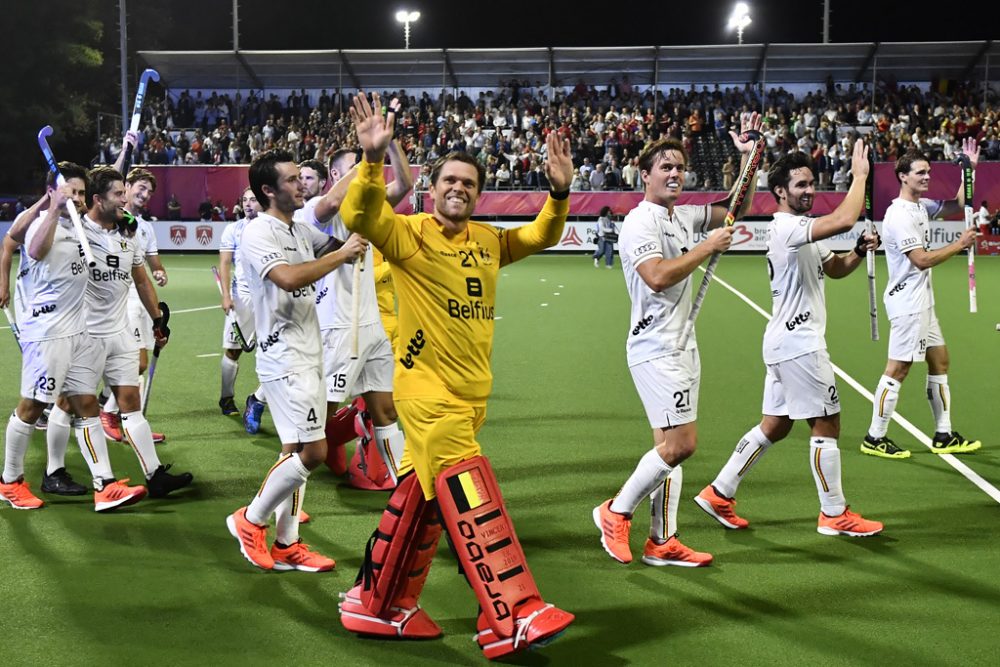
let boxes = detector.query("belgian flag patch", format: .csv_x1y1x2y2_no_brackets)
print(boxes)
446,469,492,513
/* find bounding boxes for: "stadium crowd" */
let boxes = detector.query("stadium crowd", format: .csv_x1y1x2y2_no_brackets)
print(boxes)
96,77,999,194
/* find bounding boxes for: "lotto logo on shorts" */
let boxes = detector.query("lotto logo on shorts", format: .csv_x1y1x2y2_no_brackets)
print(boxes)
447,470,492,512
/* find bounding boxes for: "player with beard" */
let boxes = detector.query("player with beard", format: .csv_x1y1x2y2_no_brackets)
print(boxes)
225,149,366,572
696,140,884,537
593,113,761,568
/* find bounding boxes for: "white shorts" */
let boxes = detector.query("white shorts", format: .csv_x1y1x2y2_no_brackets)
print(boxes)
888,309,945,363
85,330,141,389
762,350,840,420
262,367,327,444
629,350,700,428
322,323,394,402
128,298,154,350
221,291,257,350
19,333,100,401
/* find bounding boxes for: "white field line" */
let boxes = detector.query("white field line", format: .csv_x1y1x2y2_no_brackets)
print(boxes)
173,305,219,314
196,353,221,358
708,270,1000,505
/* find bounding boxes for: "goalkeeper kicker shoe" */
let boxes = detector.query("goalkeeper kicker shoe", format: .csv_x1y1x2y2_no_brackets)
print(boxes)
1,479,45,509
41,467,88,496
243,394,265,435
147,464,193,498
94,478,147,512
860,435,911,460
593,499,632,564
817,507,883,537
641,536,713,567
270,540,335,572
931,431,981,455
338,584,442,639
694,485,749,529
226,506,274,570
475,600,575,659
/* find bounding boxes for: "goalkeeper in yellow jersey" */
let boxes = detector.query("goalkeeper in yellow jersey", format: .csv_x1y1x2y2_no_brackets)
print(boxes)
371,246,397,349
337,92,575,660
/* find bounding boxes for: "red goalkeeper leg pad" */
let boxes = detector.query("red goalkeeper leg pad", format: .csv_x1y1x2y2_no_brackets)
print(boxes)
347,437,394,490
339,474,443,639
434,455,574,657
323,397,364,475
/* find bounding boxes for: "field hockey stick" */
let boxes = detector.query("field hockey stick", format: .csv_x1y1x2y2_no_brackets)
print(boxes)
676,131,764,350
143,301,170,414
2,306,22,352
955,154,977,313
350,253,364,360
212,265,255,352
37,126,96,267
120,68,160,175
864,152,879,341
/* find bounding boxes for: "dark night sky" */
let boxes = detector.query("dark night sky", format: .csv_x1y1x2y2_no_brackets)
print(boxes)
136,0,996,52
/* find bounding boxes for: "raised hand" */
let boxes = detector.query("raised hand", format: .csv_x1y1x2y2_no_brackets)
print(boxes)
959,137,980,168
543,132,573,192
849,139,870,182
349,91,396,164
730,111,763,153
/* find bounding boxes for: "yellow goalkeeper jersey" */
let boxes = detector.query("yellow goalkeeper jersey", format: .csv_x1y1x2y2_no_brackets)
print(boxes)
371,247,395,319
342,159,568,403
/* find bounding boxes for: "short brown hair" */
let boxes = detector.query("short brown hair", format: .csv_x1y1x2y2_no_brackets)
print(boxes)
430,152,487,193
767,152,815,202
86,166,124,206
45,162,89,190
126,167,157,191
895,150,929,183
638,138,687,175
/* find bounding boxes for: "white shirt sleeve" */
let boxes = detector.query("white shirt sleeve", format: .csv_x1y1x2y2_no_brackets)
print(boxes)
779,216,815,249
619,214,661,269
140,219,159,255
894,212,925,254
242,221,288,279
815,240,834,263
219,222,237,252
302,222,332,254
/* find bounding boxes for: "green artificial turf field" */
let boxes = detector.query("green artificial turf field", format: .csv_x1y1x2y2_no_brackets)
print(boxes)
1,253,998,666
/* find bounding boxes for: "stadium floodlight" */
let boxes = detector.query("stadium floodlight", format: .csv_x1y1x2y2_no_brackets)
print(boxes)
727,3,752,44
395,10,421,49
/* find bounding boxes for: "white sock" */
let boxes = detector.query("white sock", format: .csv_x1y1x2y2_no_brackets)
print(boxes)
104,393,119,414
275,481,306,545
221,356,239,398
3,413,35,483
246,453,310,525
649,465,682,543
926,374,952,434
712,425,773,498
810,437,846,517
120,411,161,478
138,375,147,410
869,375,900,438
373,422,405,478
75,416,114,487
610,448,673,516
46,405,74,475
254,385,267,404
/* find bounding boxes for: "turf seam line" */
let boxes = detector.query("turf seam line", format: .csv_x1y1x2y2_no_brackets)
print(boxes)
706,268,1000,506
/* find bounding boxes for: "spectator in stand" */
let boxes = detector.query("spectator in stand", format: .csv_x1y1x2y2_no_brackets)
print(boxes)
591,206,618,269
721,156,736,190
198,201,213,221
684,165,699,190
589,162,606,191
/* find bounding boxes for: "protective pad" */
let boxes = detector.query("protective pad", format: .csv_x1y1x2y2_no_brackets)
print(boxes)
324,398,366,474
347,437,394,490
357,473,427,616
435,455,541,639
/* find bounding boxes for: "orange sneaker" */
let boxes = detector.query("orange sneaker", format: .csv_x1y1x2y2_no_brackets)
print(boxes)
100,410,122,442
270,540,335,572
151,431,166,444
694,485,749,529
299,510,311,524
817,507,883,537
94,478,147,512
226,506,274,569
0,479,45,510
592,499,632,564
641,536,713,567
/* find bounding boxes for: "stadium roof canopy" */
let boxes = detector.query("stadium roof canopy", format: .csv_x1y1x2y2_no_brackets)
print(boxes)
138,41,998,91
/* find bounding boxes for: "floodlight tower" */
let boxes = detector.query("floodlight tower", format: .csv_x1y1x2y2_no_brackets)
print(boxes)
727,3,752,45
395,10,421,49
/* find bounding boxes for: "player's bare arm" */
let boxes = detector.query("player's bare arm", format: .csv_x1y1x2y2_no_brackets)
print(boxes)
26,186,71,260
0,235,16,308
904,228,977,270
311,164,359,223
385,139,413,206
6,192,50,244
266,233,367,292
938,138,979,218
635,226,734,292
133,263,163,323
823,230,881,279
113,130,138,174
707,111,763,229
810,139,869,241
148,254,167,287
218,250,235,312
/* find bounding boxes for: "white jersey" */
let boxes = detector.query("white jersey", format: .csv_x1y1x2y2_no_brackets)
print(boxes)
240,212,331,381
127,217,158,306
619,200,711,364
18,216,89,343
881,197,943,319
762,213,834,364
82,215,145,337
220,217,252,294
294,196,378,331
